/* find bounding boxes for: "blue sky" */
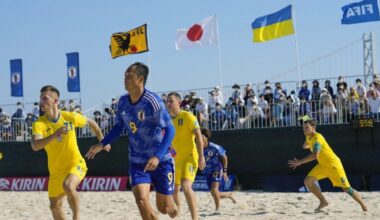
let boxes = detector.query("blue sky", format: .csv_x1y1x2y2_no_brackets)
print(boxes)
1,0,379,113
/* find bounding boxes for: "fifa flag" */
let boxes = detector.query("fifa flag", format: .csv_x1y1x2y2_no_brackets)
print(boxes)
175,15,218,50
251,5,295,43
10,59,23,97
110,24,149,59
67,52,80,92
341,0,380,24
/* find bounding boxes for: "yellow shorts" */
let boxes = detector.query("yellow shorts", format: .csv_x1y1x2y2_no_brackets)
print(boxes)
307,164,350,188
48,161,87,197
174,156,198,186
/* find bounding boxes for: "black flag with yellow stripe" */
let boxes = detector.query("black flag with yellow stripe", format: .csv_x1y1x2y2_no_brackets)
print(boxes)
110,24,149,59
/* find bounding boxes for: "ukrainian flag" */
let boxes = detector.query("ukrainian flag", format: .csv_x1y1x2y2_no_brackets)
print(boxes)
251,5,294,43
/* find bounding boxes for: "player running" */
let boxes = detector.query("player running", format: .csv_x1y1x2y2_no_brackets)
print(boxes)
86,62,178,220
288,118,367,212
31,85,110,220
201,128,236,214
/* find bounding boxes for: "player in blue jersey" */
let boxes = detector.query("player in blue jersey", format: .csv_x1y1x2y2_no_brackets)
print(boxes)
200,128,236,214
86,62,178,220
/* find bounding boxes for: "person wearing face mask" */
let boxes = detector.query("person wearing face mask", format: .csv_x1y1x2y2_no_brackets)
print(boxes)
231,84,242,100
298,95,311,120
355,79,366,101
260,80,272,96
298,80,311,101
210,103,226,130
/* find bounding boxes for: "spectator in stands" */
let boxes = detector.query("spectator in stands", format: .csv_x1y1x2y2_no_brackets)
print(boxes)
226,98,242,129
355,79,366,101
311,80,321,112
188,91,197,109
244,89,257,106
298,95,311,118
214,86,224,106
247,101,264,127
298,80,311,101
195,97,209,128
324,80,334,98
322,99,337,123
336,76,348,92
260,80,272,96
180,95,191,109
208,90,218,111
319,88,332,110
0,108,6,123
161,94,167,104
348,87,360,117
243,84,256,104
290,90,300,107
69,99,75,112
231,84,242,100
210,103,226,130
12,102,26,120
274,82,286,101
32,102,40,120
111,98,118,112
336,84,349,105
271,99,284,127
93,110,102,127
0,114,12,141
283,96,296,126
263,84,274,104
58,100,67,110
366,89,380,119
100,114,110,134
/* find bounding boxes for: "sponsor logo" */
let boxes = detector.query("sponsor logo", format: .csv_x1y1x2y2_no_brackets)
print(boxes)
0,177,47,191
0,179,10,190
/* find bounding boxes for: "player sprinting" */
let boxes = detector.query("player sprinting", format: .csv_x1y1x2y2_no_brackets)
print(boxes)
288,118,367,212
200,128,236,214
86,62,178,220
166,92,206,220
31,85,110,220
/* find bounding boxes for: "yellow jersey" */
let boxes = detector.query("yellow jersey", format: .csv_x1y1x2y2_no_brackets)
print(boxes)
32,111,87,174
306,132,342,168
171,110,200,161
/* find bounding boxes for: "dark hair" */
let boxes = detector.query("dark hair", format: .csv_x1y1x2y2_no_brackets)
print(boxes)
201,128,212,139
356,79,362,83
40,85,60,98
126,62,149,85
167,92,181,101
304,119,317,128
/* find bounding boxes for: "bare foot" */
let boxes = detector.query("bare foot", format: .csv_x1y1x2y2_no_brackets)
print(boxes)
361,204,368,212
229,193,237,204
168,207,178,218
315,201,328,212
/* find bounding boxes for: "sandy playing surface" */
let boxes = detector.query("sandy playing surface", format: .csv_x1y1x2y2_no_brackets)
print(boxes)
0,191,379,220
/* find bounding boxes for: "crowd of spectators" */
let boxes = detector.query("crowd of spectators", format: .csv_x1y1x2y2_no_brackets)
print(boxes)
2,75,380,141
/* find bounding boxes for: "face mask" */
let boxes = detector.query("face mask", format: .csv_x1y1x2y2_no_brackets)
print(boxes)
339,79,343,83
357,83,361,86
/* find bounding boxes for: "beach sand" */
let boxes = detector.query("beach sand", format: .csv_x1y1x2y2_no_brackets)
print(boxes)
0,191,378,220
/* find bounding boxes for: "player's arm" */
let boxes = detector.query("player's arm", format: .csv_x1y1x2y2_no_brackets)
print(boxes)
289,142,321,169
87,118,111,151
221,154,229,181
31,126,68,151
194,128,206,170
302,141,309,149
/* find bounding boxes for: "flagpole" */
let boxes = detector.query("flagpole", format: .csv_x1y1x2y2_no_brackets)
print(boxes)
291,3,302,90
148,50,152,90
215,15,223,90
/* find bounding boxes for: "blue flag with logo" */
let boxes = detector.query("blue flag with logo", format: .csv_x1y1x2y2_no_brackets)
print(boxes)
342,0,380,24
67,52,80,92
10,59,23,97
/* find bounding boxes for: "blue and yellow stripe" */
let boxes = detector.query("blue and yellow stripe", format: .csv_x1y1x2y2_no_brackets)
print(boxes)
251,5,295,43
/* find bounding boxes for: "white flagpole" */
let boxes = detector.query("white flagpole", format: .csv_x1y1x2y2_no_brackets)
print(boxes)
146,23,152,90
291,3,302,90
215,15,224,90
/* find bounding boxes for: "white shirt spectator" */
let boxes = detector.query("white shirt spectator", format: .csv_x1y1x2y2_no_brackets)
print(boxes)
257,98,268,110
214,90,224,106
367,96,380,113
356,84,367,99
195,100,208,118
248,106,264,119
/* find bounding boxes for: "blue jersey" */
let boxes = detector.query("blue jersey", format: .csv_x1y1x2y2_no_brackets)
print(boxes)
203,142,226,174
102,89,174,165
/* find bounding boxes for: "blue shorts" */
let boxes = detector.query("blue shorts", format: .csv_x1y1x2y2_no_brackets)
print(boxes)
206,169,223,189
129,159,174,195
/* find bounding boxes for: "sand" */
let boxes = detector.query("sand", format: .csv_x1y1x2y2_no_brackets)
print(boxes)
0,191,379,220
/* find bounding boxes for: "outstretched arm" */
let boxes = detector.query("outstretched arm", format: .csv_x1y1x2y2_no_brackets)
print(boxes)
289,142,321,169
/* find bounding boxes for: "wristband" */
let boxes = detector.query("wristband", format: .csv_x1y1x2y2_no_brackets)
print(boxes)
223,168,227,172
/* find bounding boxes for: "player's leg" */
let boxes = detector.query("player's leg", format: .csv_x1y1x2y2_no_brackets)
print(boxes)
133,184,158,220
173,185,181,214
342,187,368,211
210,181,221,211
153,160,178,218
63,163,87,220
63,174,82,220
49,194,66,220
181,178,198,220
304,175,328,211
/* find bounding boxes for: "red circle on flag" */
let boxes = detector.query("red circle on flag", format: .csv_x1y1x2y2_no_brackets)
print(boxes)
187,24,203,42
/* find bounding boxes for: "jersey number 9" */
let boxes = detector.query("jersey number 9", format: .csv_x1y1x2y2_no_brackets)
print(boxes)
129,122,138,133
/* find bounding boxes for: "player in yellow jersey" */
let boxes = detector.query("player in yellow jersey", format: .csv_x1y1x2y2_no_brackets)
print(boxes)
31,85,110,220
166,92,206,220
288,118,367,212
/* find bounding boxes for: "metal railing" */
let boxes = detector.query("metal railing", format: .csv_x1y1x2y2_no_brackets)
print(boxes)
1,98,379,142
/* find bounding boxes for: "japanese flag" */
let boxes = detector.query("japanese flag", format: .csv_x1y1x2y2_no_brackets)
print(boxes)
175,15,218,50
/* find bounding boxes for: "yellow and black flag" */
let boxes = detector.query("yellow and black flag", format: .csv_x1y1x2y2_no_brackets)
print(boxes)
110,24,149,59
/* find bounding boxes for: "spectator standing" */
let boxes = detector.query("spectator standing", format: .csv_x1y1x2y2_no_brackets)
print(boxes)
299,81,311,101
355,79,366,101
324,80,334,98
